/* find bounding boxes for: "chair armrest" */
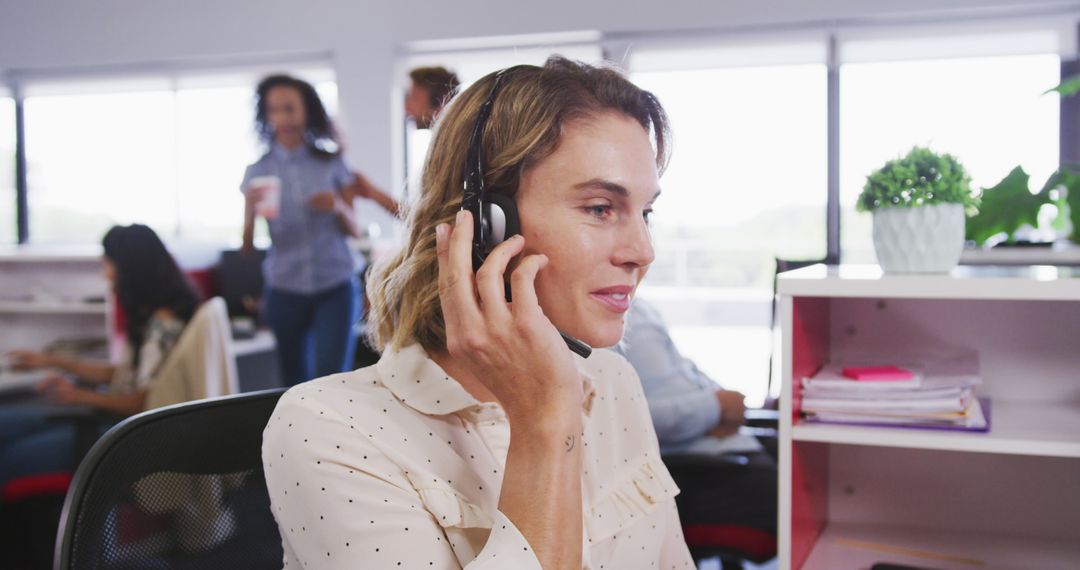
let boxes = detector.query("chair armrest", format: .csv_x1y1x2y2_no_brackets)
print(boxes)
662,452,754,479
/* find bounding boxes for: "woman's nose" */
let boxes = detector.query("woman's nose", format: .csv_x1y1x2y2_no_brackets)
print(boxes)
613,216,654,268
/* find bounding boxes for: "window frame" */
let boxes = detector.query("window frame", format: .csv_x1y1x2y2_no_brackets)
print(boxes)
5,55,336,244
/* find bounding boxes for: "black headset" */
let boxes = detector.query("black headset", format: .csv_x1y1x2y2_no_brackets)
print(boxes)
460,70,592,359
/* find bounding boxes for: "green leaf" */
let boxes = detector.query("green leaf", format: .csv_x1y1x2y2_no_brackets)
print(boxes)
965,166,1049,245
1050,191,1071,236
1066,172,1080,244
1045,74,1080,98
1038,167,1080,243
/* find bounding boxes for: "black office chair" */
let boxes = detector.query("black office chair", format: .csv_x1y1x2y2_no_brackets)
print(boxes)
54,389,286,570
0,403,119,570
665,407,780,569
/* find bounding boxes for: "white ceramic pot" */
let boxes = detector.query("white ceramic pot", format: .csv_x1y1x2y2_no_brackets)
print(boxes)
872,202,966,273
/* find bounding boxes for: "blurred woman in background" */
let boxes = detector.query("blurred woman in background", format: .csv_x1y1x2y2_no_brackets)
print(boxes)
240,74,364,386
1,223,198,485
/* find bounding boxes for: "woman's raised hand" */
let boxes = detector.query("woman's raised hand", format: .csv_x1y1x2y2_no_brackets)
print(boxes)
435,210,583,427
243,185,269,210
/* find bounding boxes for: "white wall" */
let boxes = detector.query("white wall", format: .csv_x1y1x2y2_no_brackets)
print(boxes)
1,0,1076,207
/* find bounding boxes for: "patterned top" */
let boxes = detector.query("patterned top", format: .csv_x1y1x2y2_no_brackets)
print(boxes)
241,144,359,295
108,314,186,394
262,344,695,569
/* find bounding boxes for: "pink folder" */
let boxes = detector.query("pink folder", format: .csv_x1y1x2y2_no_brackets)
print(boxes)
841,365,915,381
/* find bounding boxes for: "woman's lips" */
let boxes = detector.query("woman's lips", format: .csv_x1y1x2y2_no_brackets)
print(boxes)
590,286,633,313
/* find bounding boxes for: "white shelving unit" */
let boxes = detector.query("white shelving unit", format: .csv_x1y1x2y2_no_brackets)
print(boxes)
792,398,1080,458
0,301,109,315
0,246,113,357
777,265,1080,570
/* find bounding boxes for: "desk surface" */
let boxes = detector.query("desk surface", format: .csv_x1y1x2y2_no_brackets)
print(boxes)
0,369,47,396
232,329,276,357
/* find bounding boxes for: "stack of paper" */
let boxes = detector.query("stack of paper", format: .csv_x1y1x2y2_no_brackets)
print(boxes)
800,364,990,432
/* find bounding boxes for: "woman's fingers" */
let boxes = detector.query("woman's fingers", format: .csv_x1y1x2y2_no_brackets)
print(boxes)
475,234,523,321
244,186,268,205
9,350,40,369
436,211,484,339
34,374,62,393
438,211,559,367
509,254,549,321
435,223,461,333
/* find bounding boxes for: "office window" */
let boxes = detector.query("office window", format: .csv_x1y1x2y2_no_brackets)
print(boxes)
21,68,338,245
629,41,829,406
0,97,15,244
631,64,829,287
840,47,1061,262
25,83,178,244
174,85,260,244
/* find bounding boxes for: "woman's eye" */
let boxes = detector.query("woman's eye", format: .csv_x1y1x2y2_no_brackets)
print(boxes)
585,205,613,219
643,208,654,224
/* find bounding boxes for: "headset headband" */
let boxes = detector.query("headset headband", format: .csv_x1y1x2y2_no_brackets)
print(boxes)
462,70,508,249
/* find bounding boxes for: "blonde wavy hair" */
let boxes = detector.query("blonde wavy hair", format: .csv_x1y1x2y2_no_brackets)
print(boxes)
367,56,670,355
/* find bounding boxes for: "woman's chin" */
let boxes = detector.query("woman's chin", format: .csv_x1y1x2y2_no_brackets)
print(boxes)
570,321,625,351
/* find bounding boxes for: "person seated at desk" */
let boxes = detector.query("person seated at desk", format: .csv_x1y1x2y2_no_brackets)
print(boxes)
0,224,198,486
615,298,777,538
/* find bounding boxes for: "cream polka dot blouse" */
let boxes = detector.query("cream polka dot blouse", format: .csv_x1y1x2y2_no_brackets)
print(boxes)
262,343,695,569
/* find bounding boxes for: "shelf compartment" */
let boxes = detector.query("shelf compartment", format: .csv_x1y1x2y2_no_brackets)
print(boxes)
793,399,1080,459
801,521,1080,570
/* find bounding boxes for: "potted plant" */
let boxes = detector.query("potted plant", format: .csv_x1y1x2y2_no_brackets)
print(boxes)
857,147,978,273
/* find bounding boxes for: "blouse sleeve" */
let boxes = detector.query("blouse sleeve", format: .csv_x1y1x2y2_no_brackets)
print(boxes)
132,317,184,391
240,163,256,193
262,390,542,569
331,155,356,191
658,499,696,568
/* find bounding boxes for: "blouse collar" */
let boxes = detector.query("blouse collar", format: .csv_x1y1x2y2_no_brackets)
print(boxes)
376,343,598,417
271,142,308,161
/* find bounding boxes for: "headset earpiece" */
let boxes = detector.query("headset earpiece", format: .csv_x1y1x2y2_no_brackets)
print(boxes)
482,193,520,249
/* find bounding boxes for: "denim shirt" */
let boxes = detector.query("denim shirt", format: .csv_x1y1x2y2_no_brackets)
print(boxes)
241,145,359,295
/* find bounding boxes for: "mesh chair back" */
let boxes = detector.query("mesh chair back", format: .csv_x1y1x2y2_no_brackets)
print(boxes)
55,389,286,570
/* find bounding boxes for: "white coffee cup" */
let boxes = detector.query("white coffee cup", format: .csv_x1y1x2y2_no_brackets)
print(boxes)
247,175,281,220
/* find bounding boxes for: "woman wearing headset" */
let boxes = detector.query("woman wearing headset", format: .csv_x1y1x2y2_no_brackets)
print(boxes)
263,58,693,569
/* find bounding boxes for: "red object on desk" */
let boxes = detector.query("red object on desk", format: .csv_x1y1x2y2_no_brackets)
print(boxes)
841,365,914,381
